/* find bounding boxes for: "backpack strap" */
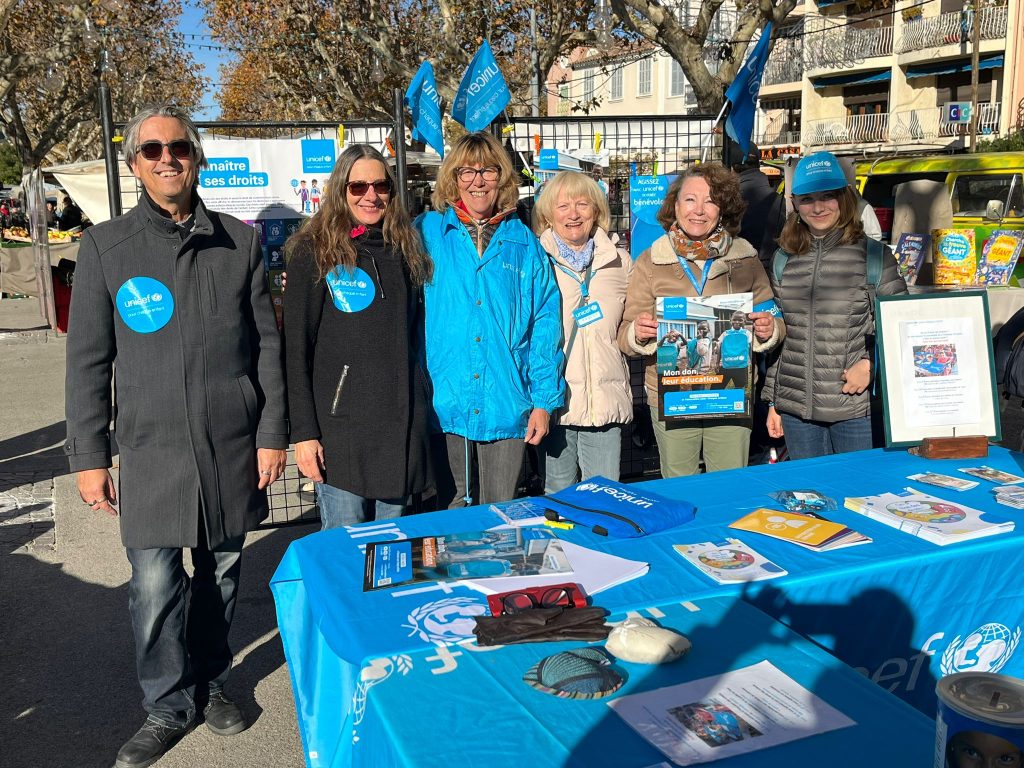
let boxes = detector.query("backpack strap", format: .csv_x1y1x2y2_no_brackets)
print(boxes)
772,248,789,285
864,237,886,396
866,236,885,289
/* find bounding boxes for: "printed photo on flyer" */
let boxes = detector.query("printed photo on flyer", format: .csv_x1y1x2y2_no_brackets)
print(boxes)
655,292,753,421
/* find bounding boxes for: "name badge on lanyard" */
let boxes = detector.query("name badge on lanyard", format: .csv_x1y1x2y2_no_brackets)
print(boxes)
555,261,602,327
573,302,604,327
677,256,713,295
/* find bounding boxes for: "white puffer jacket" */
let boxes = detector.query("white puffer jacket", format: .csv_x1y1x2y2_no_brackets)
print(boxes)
540,228,634,428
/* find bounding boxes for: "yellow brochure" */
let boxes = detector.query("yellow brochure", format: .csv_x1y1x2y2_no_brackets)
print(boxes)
729,508,851,550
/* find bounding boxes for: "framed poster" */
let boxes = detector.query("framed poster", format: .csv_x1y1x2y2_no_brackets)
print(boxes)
876,291,1000,447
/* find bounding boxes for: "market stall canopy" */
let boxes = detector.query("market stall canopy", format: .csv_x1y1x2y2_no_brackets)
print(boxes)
42,158,141,225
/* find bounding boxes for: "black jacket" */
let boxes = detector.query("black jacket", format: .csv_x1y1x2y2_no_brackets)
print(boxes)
65,191,288,549
284,227,431,499
738,168,787,274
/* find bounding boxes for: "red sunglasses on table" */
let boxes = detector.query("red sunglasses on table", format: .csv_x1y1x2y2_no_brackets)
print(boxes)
486,583,587,617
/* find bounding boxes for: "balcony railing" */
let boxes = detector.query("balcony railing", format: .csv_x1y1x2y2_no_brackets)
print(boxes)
755,110,800,146
805,21,894,70
897,5,1008,54
763,50,804,86
889,103,1003,142
807,112,890,146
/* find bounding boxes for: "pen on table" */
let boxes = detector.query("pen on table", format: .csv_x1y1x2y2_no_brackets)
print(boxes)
543,519,574,530
543,508,608,536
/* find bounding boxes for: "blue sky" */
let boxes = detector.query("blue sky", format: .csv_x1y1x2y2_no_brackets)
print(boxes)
176,1,231,120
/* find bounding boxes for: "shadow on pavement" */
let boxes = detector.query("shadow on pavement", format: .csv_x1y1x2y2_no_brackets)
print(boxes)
1,518,315,768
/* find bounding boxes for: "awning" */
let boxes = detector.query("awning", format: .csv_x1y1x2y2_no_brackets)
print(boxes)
812,70,892,89
906,54,1003,78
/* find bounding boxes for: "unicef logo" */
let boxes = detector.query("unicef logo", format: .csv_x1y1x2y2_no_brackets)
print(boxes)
115,277,174,334
326,266,375,313
576,482,599,492
403,597,486,644
940,622,1022,676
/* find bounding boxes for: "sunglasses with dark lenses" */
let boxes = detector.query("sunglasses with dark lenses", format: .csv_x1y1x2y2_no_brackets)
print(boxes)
486,582,586,616
346,179,393,196
136,140,194,161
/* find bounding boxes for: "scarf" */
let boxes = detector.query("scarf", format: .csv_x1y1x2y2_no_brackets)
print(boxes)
668,221,732,263
453,200,517,256
552,232,595,272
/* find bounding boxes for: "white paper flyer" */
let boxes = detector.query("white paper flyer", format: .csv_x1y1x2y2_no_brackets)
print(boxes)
897,317,980,428
608,660,855,765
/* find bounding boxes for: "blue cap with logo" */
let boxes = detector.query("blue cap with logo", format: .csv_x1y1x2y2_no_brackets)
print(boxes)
791,151,848,195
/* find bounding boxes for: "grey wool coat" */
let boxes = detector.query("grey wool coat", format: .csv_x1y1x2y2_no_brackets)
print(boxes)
64,191,289,549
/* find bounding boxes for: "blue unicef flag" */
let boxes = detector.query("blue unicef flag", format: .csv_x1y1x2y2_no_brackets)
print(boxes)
405,61,445,158
451,41,510,132
724,22,773,155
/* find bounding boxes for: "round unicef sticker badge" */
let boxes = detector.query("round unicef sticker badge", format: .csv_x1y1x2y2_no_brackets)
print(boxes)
115,277,174,334
325,266,375,312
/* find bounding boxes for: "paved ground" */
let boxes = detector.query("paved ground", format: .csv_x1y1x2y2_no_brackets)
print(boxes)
0,296,311,768
3,292,1023,768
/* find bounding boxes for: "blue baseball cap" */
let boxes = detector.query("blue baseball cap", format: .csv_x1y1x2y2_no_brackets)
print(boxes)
791,152,848,195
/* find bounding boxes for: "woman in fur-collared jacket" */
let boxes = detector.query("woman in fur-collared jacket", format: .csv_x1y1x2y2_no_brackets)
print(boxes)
617,162,784,478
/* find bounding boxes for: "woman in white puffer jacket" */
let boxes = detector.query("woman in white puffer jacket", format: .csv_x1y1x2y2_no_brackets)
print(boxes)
534,171,633,492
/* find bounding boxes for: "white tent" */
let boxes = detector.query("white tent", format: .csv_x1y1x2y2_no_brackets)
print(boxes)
42,158,142,225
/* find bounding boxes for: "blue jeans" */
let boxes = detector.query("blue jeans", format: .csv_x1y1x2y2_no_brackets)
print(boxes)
126,534,244,727
542,424,622,493
316,482,406,529
780,413,873,460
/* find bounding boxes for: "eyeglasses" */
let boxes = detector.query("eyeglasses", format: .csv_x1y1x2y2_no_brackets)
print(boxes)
486,583,585,616
346,179,392,196
136,140,194,162
457,167,500,183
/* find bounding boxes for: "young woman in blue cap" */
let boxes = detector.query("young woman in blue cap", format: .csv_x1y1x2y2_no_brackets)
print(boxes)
764,151,906,459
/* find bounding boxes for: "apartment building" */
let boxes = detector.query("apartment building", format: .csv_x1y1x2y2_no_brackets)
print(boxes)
548,0,1020,160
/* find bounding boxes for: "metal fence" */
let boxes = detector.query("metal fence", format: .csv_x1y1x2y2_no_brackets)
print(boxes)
107,120,400,527
496,114,718,480
104,115,720,524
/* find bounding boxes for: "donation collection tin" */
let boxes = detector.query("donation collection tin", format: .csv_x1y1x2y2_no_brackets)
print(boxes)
935,672,1024,768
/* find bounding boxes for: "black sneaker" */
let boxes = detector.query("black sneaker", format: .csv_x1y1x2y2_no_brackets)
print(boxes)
114,717,193,768
202,691,249,736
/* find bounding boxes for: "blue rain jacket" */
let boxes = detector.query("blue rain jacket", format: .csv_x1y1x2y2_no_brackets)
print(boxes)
418,208,565,441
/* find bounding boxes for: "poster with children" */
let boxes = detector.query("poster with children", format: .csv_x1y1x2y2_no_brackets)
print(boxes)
656,292,753,421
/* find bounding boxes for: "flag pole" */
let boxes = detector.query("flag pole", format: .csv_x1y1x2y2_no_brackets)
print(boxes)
501,107,537,183
701,101,730,164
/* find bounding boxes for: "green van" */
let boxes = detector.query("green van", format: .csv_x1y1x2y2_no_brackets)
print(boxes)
855,151,1024,283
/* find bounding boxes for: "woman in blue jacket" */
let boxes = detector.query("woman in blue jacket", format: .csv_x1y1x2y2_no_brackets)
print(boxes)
417,132,564,508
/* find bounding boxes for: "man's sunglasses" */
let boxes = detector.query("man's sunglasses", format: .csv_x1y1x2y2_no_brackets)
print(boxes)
346,179,393,196
136,140,194,161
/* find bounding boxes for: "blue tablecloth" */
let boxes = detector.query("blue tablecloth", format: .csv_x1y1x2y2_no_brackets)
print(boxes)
360,597,932,768
271,446,1024,767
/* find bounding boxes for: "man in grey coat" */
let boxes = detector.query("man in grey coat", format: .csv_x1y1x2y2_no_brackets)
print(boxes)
64,104,288,768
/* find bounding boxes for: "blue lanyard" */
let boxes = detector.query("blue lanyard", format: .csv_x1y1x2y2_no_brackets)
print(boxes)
553,262,595,302
676,256,713,295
